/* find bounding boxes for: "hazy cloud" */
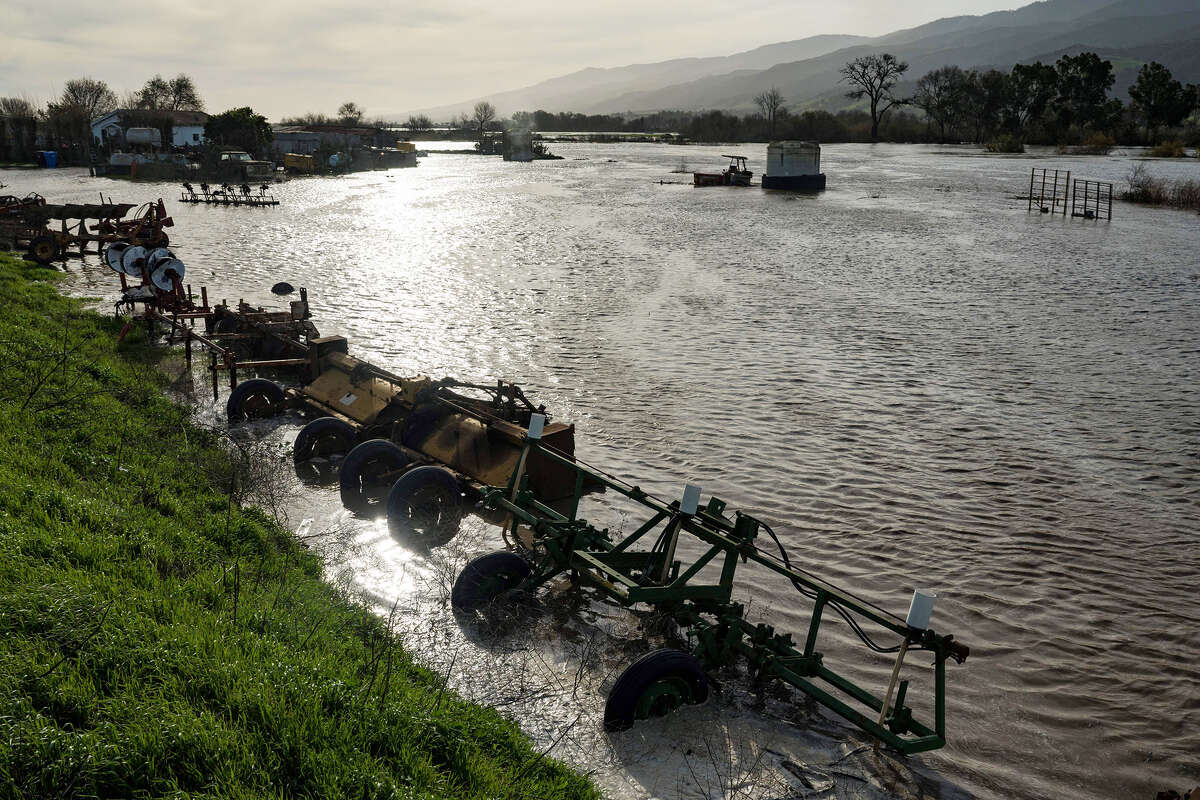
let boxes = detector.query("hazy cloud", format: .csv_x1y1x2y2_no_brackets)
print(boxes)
1,0,1022,120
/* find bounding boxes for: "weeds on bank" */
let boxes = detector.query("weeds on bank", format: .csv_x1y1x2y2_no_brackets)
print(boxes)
1123,162,1200,210
0,253,597,799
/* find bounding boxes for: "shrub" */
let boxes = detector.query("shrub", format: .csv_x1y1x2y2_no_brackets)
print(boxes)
985,135,1025,153
1149,140,1187,158
1121,162,1200,209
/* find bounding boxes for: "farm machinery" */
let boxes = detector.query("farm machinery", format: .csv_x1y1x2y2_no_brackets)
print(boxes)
1,194,173,265
225,338,589,545
84,220,970,753
447,415,970,752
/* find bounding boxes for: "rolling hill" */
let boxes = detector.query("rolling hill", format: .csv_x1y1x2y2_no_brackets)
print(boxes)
408,0,1200,119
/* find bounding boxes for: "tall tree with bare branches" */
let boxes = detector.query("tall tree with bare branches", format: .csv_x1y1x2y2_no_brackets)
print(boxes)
840,54,909,141
473,101,497,141
753,87,785,139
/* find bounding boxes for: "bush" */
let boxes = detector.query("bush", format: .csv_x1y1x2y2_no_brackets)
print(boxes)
1121,162,1200,209
1074,133,1116,154
985,135,1025,153
1149,140,1187,158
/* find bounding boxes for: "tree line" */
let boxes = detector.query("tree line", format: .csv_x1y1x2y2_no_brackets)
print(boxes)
446,54,1198,148
0,73,204,164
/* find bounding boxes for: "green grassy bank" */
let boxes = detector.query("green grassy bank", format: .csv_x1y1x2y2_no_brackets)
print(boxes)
0,252,597,799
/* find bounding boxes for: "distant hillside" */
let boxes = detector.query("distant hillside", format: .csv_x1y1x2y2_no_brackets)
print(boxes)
407,0,1200,121
408,35,866,119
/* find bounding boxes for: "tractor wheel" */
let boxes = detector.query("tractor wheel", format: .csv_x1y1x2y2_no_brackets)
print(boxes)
294,416,357,463
386,466,463,544
451,551,531,611
226,378,285,421
27,235,59,265
339,439,408,511
603,649,709,732
154,232,169,247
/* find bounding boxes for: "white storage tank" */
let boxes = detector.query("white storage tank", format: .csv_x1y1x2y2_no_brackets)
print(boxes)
125,127,162,147
762,141,826,191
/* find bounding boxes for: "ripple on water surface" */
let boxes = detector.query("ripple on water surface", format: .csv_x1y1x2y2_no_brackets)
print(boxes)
16,142,1199,800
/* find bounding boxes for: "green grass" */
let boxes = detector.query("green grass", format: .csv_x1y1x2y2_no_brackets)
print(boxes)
0,251,598,800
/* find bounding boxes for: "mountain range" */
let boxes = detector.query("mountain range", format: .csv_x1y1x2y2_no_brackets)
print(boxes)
410,0,1200,120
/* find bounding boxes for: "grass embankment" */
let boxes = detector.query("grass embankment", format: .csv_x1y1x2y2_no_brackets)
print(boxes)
0,252,597,800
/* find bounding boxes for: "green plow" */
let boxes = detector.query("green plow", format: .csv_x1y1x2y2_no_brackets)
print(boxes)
451,415,970,753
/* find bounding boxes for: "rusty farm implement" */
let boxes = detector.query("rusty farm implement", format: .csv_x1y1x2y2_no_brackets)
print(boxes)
2,194,173,265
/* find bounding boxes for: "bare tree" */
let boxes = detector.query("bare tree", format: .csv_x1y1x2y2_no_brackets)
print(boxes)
753,87,785,140
840,53,909,141
406,113,432,132
338,102,364,125
472,101,496,140
59,77,117,121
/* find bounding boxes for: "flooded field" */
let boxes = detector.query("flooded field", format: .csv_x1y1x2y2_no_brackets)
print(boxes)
6,142,1199,800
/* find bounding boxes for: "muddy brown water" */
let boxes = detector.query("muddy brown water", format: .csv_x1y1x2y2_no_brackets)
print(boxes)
8,143,1199,800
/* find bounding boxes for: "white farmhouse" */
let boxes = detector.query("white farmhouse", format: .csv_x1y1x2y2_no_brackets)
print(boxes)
91,110,210,149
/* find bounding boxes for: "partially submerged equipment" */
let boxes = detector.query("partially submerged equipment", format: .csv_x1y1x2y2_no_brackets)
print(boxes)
1,195,170,265
762,141,826,191
235,339,588,544
693,155,753,187
451,415,969,751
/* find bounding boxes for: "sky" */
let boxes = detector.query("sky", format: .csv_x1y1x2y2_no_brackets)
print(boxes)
1,0,1028,121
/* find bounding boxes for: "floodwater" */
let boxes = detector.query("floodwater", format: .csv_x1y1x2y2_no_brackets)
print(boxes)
7,142,1198,800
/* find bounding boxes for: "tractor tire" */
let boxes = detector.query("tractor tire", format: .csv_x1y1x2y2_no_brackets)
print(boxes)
386,465,463,544
27,235,59,265
226,378,285,421
293,416,357,463
603,649,709,732
451,551,531,611
339,439,408,511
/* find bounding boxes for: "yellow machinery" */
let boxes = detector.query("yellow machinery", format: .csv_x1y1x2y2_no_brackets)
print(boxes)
284,153,316,174
226,334,586,544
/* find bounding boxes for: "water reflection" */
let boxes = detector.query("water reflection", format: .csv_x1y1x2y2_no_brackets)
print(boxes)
9,142,1199,799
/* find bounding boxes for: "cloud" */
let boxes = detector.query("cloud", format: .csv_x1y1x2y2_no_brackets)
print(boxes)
0,0,1021,119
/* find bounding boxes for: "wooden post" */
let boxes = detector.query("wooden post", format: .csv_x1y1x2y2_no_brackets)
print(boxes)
210,351,218,401
1064,171,1070,215
185,330,192,366
1028,168,1035,212
1039,169,1047,210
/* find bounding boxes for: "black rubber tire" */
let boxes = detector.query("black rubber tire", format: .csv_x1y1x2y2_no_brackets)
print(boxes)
294,417,357,463
155,232,169,247
27,235,58,265
386,465,464,543
603,649,709,732
226,378,285,421
214,316,240,334
451,551,531,611
339,439,408,510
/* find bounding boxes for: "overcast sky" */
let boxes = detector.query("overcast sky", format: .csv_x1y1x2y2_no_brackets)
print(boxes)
2,0,1024,120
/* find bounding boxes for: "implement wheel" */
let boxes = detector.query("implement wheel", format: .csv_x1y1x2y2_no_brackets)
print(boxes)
27,235,59,265
386,466,463,544
339,439,408,511
227,378,285,421
604,649,709,732
294,417,357,463
451,551,531,611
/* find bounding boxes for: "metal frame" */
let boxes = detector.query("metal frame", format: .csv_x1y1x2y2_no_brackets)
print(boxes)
480,435,969,754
